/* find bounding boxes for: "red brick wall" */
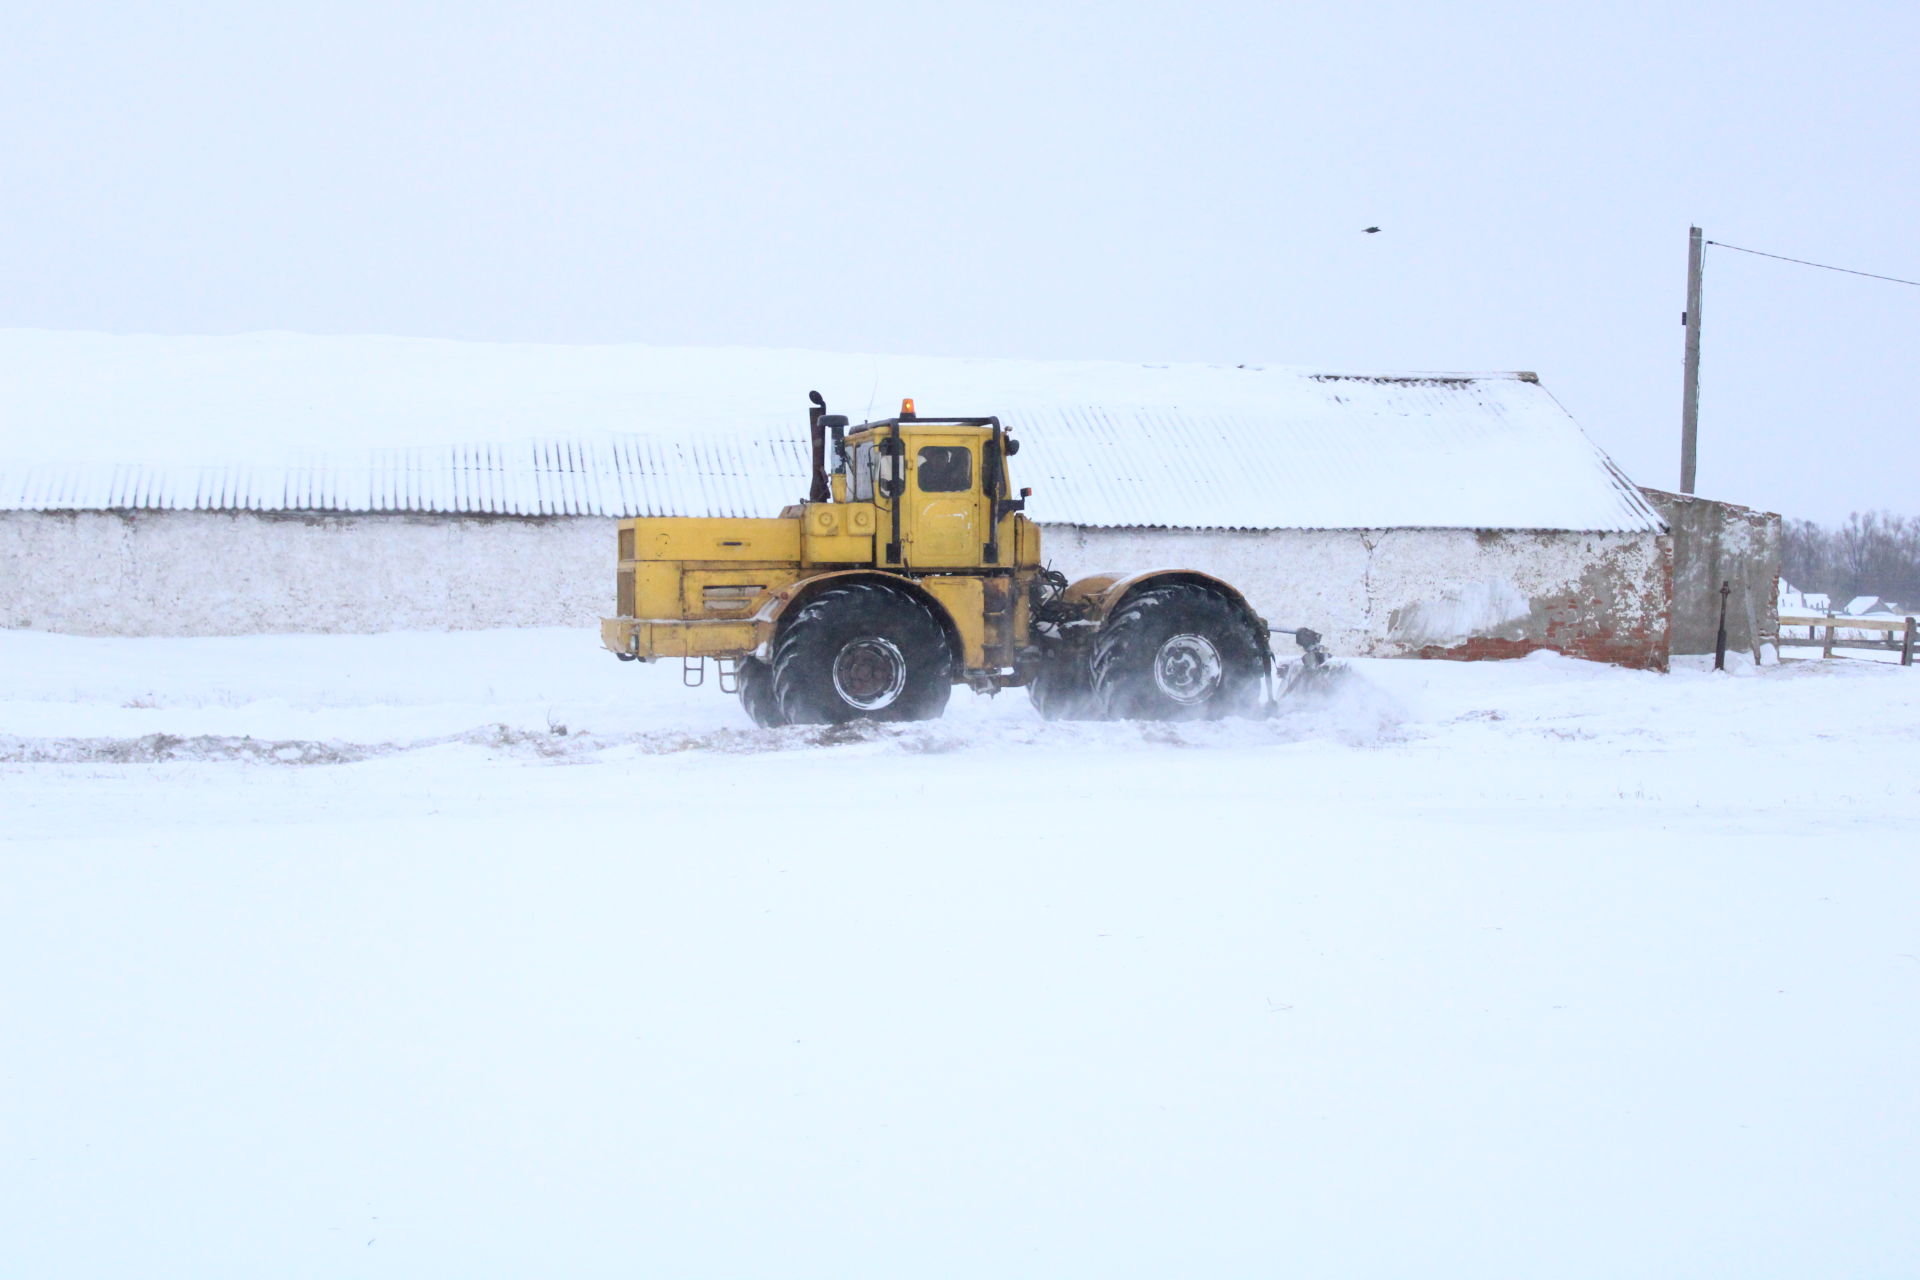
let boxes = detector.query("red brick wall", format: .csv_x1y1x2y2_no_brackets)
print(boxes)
1410,540,1673,671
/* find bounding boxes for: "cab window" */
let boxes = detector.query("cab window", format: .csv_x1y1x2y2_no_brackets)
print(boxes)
915,445,972,493
849,441,875,501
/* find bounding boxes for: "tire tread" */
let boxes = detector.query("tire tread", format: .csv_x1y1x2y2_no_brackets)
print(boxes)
771,583,953,724
1090,584,1264,720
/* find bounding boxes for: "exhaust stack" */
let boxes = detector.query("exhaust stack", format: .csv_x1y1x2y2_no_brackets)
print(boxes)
806,390,830,503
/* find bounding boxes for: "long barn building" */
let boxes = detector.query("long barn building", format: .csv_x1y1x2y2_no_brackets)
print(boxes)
1,334,1676,668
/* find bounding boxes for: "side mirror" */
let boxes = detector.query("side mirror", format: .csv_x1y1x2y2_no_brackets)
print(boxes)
1004,437,1020,455
877,437,906,498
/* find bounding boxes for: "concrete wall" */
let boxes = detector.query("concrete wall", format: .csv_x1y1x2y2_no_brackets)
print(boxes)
3,510,1671,669
1,510,614,635
1049,526,1671,669
1640,490,1780,657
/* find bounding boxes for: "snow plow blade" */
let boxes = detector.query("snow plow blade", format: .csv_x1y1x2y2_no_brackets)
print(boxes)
1268,626,1360,707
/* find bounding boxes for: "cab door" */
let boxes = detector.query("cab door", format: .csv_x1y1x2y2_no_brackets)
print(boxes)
902,436,985,569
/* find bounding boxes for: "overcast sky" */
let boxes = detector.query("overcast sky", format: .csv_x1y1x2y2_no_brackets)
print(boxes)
4,0,1915,523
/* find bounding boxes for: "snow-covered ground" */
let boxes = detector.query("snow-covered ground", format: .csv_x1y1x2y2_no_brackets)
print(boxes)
3,631,1916,1279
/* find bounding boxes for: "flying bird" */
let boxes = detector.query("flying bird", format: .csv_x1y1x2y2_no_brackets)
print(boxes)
1363,226,1381,234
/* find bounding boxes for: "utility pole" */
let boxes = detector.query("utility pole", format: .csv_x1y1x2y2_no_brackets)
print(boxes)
1680,225,1703,494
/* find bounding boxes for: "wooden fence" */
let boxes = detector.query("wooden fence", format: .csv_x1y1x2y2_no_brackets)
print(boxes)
1777,613,1917,666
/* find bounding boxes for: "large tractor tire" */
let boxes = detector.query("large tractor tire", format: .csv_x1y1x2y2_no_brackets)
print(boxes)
771,583,953,725
1090,584,1266,721
1028,649,1098,721
736,656,786,727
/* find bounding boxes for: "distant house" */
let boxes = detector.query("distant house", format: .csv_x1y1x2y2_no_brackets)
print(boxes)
2,333,1680,667
1779,583,1832,614
1844,595,1903,617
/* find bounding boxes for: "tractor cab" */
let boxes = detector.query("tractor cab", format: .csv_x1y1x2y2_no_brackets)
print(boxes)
807,395,1030,572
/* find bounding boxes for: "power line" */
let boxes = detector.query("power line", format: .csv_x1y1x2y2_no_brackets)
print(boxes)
1705,239,1920,288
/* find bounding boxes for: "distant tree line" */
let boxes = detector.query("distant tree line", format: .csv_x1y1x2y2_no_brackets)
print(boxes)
1780,511,1920,607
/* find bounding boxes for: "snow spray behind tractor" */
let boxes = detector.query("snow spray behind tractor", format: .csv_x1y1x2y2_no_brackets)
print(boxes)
601,394,1339,726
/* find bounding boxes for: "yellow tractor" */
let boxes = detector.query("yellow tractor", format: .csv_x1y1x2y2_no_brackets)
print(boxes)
602,394,1321,725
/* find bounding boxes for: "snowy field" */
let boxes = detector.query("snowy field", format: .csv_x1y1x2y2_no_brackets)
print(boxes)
3,630,1916,1279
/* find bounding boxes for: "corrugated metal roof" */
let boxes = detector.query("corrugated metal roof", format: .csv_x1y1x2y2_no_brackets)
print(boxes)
0,433,813,519
0,376,1662,532
1003,381,1664,531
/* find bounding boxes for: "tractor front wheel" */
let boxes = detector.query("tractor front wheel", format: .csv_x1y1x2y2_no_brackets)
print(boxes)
772,584,953,724
1090,584,1265,721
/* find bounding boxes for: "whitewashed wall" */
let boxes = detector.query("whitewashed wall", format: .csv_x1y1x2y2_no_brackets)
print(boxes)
2,511,1668,666
1047,526,1671,665
1,511,615,636
1641,490,1780,656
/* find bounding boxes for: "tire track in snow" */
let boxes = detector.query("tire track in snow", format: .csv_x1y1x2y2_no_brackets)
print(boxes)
0,688,1409,767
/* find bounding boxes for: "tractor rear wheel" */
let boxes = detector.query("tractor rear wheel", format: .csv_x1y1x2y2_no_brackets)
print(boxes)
772,584,953,725
1090,584,1265,721
736,656,785,727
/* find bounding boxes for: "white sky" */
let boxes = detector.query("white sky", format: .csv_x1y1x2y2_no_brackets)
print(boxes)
3,0,1915,523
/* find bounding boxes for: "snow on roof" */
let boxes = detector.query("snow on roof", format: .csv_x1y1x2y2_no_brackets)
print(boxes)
0,330,1661,532
1780,586,1836,613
